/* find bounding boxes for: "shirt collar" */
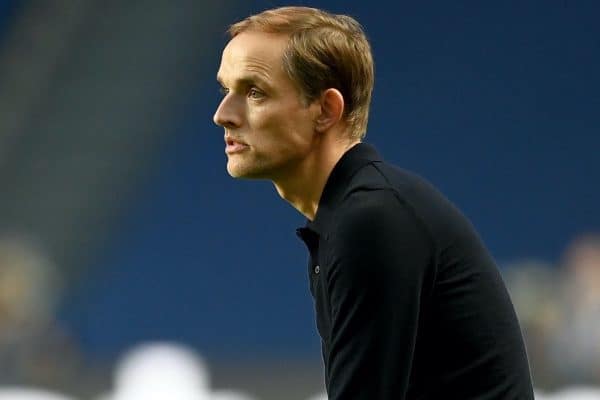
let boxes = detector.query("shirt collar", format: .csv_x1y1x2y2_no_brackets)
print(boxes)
299,142,383,235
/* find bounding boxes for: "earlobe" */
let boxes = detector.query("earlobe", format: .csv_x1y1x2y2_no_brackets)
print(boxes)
315,88,344,133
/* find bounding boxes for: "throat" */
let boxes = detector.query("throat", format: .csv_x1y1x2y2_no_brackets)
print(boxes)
273,179,320,221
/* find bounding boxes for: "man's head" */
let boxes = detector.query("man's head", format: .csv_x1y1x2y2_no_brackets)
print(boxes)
214,6,374,179
227,6,374,140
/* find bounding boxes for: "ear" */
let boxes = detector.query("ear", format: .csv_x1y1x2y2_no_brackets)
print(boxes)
314,88,344,133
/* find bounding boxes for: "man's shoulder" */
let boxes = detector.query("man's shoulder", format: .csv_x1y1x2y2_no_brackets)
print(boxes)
344,159,435,196
339,160,440,214
334,179,430,242
336,159,468,242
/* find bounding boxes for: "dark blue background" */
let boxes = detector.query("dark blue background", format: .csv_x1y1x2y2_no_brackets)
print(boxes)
59,1,600,360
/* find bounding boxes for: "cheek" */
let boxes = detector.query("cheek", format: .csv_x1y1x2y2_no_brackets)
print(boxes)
286,111,316,146
247,104,315,150
247,106,278,131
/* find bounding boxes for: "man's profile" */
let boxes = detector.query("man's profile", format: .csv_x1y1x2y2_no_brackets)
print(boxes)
213,6,534,399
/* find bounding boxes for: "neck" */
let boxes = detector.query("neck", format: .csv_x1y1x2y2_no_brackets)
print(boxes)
273,135,360,221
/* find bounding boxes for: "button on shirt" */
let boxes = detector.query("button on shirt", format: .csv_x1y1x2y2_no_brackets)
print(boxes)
296,143,534,399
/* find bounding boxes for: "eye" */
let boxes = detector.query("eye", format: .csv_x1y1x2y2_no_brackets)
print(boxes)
248,87,265,100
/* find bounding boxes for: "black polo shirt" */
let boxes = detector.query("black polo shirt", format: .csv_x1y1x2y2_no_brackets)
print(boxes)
296,143,534,399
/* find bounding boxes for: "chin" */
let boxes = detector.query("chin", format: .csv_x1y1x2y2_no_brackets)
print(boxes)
227,163,257,179
227,169,248,179
226,162,266,179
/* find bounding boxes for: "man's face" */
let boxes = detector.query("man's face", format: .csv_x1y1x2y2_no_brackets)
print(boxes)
214,31,318,180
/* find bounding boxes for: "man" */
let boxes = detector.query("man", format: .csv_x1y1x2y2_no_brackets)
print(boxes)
213,6,534,399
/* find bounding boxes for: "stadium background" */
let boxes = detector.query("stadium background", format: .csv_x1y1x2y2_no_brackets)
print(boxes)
0,1,599,399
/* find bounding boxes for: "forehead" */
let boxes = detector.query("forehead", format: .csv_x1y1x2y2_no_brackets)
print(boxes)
217,31,290,84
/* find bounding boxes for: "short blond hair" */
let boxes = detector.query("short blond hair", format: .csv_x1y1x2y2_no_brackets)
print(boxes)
228,6,374,140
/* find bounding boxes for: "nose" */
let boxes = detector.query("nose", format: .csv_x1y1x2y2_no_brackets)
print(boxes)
213,93,242,129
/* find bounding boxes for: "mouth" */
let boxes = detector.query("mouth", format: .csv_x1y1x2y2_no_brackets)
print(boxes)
225,137,249,154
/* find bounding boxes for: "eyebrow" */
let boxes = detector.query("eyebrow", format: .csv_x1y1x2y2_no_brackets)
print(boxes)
216,73,271,90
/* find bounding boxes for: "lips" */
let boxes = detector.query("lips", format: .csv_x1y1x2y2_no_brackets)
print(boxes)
225,136,249,154
226,138,245,146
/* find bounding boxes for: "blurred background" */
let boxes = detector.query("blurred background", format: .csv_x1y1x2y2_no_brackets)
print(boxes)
0,0,599,399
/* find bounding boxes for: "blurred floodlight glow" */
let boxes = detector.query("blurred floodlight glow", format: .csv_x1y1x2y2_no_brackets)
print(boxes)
110,342,209,400
98,342,256,400
551,386,600,400
305,393,327,400
0,387,75,400
211,390,256,400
